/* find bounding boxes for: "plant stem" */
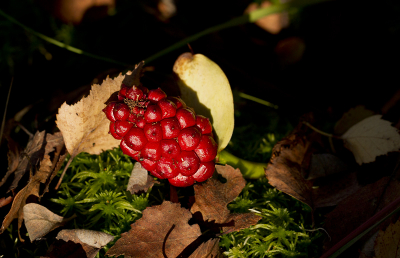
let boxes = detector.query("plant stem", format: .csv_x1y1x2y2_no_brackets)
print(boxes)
217,150,267,179
0,78,13,146
239,92,278,109
302,121,340,139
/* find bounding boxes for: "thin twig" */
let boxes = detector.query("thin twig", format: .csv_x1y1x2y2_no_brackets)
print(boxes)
0,77,13,146
302,121,340,139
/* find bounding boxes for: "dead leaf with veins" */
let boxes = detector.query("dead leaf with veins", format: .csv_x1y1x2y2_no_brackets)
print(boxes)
23,203,75,242
191,165,261,233
341,115,400,165
106,201,201,258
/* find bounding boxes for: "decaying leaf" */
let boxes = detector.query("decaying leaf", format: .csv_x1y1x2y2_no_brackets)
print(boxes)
307,153,349,180
189,238,222,258
50,229,114,258
127,162,158,194
23,203,75,242
265,124,360,210
341,115,400,165
106,201,201,258
0,155,53,239
55,74,123,159
324,177,400,250
191,165,261,233
334,105,375,135
173,53,234,152
374,219,400,258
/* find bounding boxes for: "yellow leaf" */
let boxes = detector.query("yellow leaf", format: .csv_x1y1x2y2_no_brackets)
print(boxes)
374,219,400,258
56,74,124,157
341,115,400,165
173,53,234,152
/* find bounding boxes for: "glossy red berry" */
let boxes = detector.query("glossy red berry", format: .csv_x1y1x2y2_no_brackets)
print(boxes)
120,139,141,161
196,115,213,135
124,127,148,151
157,99,177,119
144,122,163,142
148,88,167,102
176,108,196,129
157,157,179,179
144,104,163,123
103,102,117,122
177,151,200,176
194,135,218,162
160,139,181,159
192,162,215,182
167,96,186,109
160,117,181,139
109,122,122,140
168,174,195,187
114,120,133,137
126,86,144,101
178,127,201,151
141,141,162,161
113,103,130,121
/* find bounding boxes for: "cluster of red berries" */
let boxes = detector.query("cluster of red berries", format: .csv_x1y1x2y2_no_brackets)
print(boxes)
103,84,218,187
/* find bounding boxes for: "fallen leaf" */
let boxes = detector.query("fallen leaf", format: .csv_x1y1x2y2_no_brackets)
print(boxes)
265,124,360,209
106,201,201,258
244,1,289,34
191,165,261,233
56,74,123,159
341,115,400,165
189,238,222,258
127,162,158,194
0,154,53,239
44,239,87,258
324,177,400,250
374,219,400,258
0,131,46,191
173,53,234,152
23,203,75,242
307,153,349,180
0,196,13,208
51,229,114,258
334,105,375,135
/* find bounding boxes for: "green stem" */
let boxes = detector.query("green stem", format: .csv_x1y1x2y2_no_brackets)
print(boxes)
239,92,278,109
218,150,267,179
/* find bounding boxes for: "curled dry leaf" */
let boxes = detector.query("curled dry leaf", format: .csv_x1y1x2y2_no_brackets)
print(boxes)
127,162,158,194
51,229,114,258
56,73,124,159
341,115,400,165
191,165,261,233
173,53,234,152
374,219,400,258
23,203,75,242
106,201,201,258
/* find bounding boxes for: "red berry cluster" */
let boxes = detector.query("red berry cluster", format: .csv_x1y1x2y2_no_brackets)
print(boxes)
103,84,218,187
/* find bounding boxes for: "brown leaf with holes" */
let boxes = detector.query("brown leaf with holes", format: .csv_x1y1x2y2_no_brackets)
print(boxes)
106,201,201,258
264,122,360,210
191,165,261,233
0,154,53,239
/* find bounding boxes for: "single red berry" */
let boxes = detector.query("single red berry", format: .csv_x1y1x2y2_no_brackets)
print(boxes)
160,117,181,139
141,141,162,161
126,86,144,101
149,169,165,179
140,159,160,176
195,115,213,135
103,102,117,122
156,157,179,179
168,174,195,187
114,120,133,137
160,139,181,159
124,127,148,151
157,99,177,119
192,161,215,182
137,85,149,95
167,96,186,109
148,88,167,102
194,135,218,162
120,139,141,161
178,127,202,151
177,151,200,176
118,84,130,100
109,122,122,139
135,115,146,128
144,122,163,142
176,108,196,129
113,103,130,121
144,104,163,123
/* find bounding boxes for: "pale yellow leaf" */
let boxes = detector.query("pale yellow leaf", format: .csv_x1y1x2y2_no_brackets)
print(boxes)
334,105,375,136
341,115,400,165
173,53,234,152
56,74,126,157
23,203,74,242
374,220,400,258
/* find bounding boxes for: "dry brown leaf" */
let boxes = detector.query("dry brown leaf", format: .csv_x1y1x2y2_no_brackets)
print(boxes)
23,203,75,242
191,165,261,233
324,177,400,250
0,131,46,191
52,229,114,258
0,155,53,239
334,105,375,135
127,162,158,194
341,115,400,165
265,125,360,209
374,219,400,258
189,238,222,258
56,74,124,159
106,201,201,258
307,153,349,180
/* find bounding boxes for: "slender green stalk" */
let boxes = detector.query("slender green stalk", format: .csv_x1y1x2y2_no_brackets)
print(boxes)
0,78,13,146
239,92,278,109
218,150,267,179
